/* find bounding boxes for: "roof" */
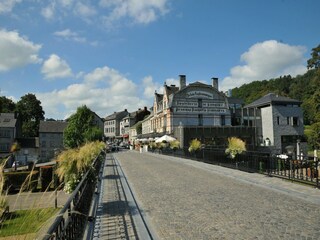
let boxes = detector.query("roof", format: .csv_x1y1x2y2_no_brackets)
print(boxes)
165,85,179,96
39,121,68,133
244,93,301,108
188,81,212,88
105,109,128,121
155,93,163,102
0,113,17,128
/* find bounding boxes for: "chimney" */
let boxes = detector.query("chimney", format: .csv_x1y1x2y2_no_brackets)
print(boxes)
179,75,186,90
212,77,218,90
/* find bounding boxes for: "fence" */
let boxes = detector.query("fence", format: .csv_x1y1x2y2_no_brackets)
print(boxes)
41,151,104,240
160,148,319,188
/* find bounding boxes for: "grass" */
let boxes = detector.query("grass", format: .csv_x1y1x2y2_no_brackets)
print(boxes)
0,208,59,238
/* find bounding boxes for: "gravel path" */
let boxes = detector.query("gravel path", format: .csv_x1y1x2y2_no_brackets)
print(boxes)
115,151,320,240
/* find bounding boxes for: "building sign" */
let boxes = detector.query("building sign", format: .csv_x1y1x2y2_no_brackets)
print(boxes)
186,91,213,99
203,102,225,107
176,101,198,107
175,108,226,113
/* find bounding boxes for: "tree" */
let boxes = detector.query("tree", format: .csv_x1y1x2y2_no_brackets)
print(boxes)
63,105,102,148
307,44,320,70
308,122,320,150
0,96,16,113
16,93,45,137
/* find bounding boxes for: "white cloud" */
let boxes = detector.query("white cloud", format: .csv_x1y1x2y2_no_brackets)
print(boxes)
142,76,161,98
142,76,179,99
75,2,96,18
100,0,170,27
41,54,73,79
0,0,21,14
220,40,307,91
58,0,74,8
37,66,149,119
41,2,55,20
0,29,42,72
54,29,86,43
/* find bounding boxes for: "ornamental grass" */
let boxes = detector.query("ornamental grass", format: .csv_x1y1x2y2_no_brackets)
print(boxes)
225,137,246,159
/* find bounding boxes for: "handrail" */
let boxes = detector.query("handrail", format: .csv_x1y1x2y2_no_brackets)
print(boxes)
41,150,104,240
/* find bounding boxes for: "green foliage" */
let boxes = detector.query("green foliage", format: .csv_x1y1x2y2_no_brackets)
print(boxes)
188,139,201,153
232,69,320,125
0,96,16,113
307,44,320,69
16,93,45,137
0,208,59,237
63,105,102,148
308,122,320,150
135,122,142,135
55,141,105,193
225,137,246,159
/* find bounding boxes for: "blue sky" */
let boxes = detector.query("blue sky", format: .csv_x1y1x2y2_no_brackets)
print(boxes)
0,0,319,119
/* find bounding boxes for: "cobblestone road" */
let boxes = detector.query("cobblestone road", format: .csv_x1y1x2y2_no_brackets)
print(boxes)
115,151,320,240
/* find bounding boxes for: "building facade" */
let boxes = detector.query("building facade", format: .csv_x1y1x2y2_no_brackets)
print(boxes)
104,110,128,140
39,120,68,162
242,93,304,153
142,75,232,138
0,113,21,157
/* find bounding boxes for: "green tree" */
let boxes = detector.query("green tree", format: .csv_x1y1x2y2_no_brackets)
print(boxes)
307,44,320,69
308,122,320,150
16,93,45,137
63,105,102,148
135,122,142,135
0,96,16,113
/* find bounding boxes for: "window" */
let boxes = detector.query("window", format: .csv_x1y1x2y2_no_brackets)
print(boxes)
0,143,9,152
198,114,203,126
277,116,280,125
198,99,202,108
287,117,290,125
292,117,299,126
221,115,225,126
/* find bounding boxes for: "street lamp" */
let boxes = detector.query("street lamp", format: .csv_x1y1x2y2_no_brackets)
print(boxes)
285,145,294,179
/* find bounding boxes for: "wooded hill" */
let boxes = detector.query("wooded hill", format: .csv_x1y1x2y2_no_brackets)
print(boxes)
231,68,320,126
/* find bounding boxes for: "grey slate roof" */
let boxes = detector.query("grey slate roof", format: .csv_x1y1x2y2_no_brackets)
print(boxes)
244,93,301,108
105,110,128,121
39,121,68,133
0,113,17,128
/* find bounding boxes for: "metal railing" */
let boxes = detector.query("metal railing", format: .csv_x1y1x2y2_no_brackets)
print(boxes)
159,148,319,188
41,151,104,240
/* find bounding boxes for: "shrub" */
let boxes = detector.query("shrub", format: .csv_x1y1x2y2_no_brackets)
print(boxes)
170,140,180,150
225,137,246,159
55,141,105,193
188,139,201,153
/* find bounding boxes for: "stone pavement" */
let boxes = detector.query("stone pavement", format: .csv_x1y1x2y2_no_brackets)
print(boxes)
114,150,320,240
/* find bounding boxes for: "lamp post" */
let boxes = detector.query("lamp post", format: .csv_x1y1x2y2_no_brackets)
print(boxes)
286,145,294,179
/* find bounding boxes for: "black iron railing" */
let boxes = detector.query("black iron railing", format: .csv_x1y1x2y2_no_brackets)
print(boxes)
160,148,319,188
41,151,104,240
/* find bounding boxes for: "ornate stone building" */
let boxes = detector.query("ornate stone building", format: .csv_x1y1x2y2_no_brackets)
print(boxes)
144,75,232,137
